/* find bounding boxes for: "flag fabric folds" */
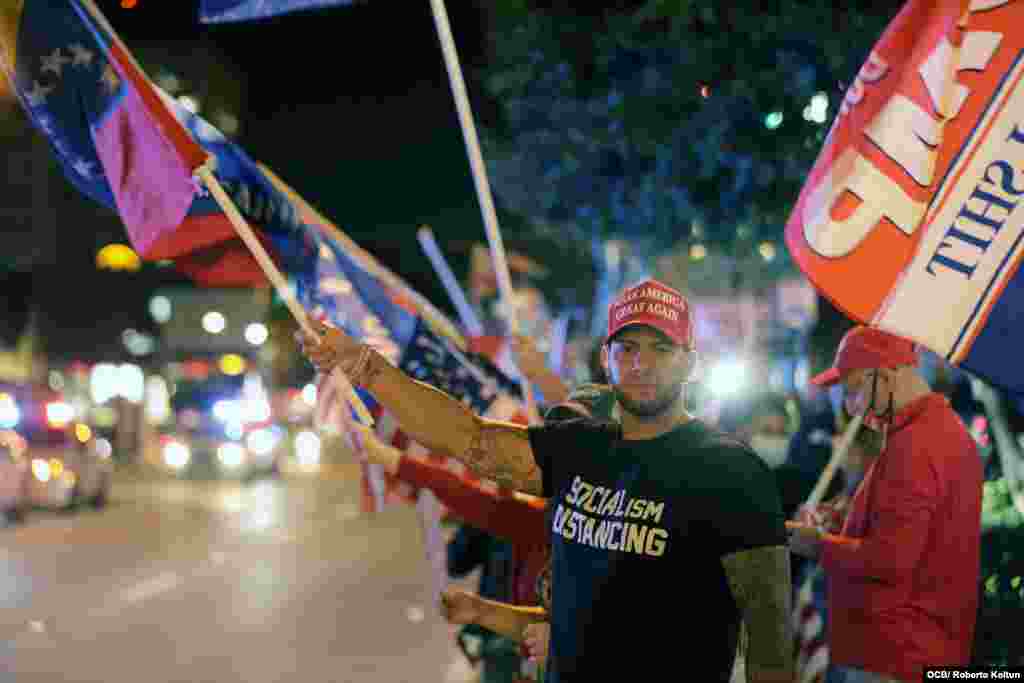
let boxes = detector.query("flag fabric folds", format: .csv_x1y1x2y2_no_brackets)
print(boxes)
199,0,353,24
785,0,1024,394
0,0,320,289
154,97,320,287
0,0,205,258
302,221,525,513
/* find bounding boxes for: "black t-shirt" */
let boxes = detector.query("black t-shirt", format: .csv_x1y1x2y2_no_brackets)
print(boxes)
529,417,787,682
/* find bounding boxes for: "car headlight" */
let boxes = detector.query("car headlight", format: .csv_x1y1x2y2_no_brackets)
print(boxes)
245,427,280,458
31,458,51,482
163,441,191,469
295,430,320,466
216,442,246,468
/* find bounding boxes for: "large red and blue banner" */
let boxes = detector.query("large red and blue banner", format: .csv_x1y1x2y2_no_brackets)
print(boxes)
785,0,1024,393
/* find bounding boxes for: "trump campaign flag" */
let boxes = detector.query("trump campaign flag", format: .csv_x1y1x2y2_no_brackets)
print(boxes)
785,0,1024,393
199,0,353,23
0,0,205,256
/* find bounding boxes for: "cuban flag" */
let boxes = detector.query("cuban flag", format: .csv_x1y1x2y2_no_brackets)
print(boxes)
785,0,1024,394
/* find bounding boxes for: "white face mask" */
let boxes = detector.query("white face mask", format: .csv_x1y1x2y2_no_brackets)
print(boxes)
749,434,789,468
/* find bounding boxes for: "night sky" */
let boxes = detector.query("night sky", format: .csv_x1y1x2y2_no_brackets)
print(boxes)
0,1,539,357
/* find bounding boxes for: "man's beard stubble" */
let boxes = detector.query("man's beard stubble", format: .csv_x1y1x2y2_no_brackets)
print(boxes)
612,382,684,420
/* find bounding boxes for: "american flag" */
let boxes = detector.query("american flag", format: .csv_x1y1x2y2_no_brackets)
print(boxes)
299,215,525,514
794,564,829,683
792,497,850,683
304,228,526,606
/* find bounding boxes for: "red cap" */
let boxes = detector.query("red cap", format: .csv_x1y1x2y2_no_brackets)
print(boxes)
810,326,918,387
607,279,693,348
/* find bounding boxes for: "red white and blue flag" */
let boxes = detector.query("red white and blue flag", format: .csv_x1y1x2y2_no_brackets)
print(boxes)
785,0,1024,393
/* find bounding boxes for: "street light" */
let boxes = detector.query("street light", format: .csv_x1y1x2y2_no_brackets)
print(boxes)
149,295,172,324
202,311,226,335
245,322,269,346
96,244,141,272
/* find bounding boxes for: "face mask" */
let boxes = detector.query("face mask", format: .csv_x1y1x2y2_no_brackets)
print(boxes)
749,434,789,468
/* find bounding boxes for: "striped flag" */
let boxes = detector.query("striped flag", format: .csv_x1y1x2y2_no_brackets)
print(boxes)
794,565,829,683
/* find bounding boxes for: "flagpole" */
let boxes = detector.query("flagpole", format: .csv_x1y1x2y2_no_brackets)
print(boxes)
74,0,373,427
417,226,484,336
196,167,374,426
804,409,864,509
427,0,540,424
257,164,467,350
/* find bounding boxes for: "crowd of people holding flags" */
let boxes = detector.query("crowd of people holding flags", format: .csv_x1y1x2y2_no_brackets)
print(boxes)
2,0,1019,681
292,271,990,683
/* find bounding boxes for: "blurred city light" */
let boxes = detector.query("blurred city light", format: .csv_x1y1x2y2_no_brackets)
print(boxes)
145,376,171,425
122,329,156,356
154,71,180,93
48,371,64,391
803,91,829,124
163,441,190,470
95,244,141,272
707,358,748,397
94,438,112,459
118,364,146,404
91,363,145,404
759,242,777,262
213,400,241,423
225,422,244,441
245,323,269,346
149,295,172,324
247,428,279,458
219,354,246,376
295,430,321,467
213,111,240,136
177,94,200,113
764,111,784,130
74,423,92,443
0,393,20,428
689,243,707,261
217,443,246,469
45,401,75,428
32,459,50,483
203,311,226,334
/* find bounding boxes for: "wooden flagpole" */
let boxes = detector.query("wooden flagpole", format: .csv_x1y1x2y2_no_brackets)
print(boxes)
427,0,540,423
76,0,373,427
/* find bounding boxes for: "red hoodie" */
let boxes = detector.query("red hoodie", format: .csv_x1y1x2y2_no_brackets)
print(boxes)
820,393,982,682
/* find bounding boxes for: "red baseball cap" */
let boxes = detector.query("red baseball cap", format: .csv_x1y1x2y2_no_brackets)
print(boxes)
607,279,694,348
810,326,919,387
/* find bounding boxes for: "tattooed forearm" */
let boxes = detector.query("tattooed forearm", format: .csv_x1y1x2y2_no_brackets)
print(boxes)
463,421,543,495
721,546,795,683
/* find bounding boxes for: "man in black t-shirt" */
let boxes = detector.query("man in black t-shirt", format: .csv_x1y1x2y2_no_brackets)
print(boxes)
298,278,794,683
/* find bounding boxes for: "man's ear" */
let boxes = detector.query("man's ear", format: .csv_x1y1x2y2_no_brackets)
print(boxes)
600,344,610,380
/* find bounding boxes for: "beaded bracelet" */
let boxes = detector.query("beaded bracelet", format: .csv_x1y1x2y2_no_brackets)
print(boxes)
339,343,379,388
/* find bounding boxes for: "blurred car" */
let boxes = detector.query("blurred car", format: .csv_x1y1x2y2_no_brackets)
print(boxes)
0,383,113,511
156,372,288,481
0,428,32,523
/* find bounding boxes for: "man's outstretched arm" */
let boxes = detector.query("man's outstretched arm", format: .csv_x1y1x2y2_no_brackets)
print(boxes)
300,320,543,495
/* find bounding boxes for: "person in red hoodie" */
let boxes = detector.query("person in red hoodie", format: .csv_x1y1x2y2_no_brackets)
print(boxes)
787,326,983,683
